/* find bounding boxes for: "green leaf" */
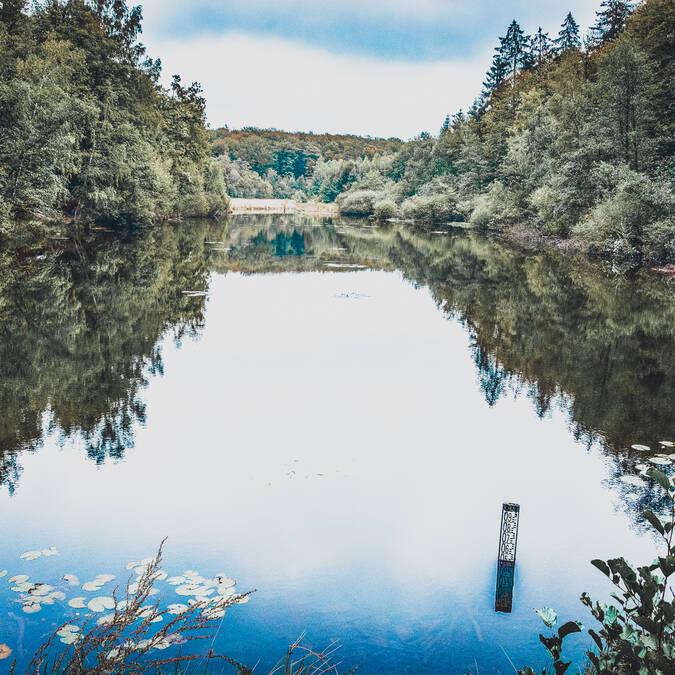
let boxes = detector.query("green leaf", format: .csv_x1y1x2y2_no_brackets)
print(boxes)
591,559,611,577
604,605,619,625
558,620,583,640
646,468,671,492
643,509,665,535
534,606,558,628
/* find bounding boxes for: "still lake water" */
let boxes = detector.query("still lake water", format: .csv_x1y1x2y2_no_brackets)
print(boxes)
1,215,673,673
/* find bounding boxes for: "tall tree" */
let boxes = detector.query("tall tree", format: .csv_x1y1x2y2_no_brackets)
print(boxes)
531,27,552,66
501,20,531,86
440,113,450,134
482,47,509,96
591,1,634,44
554,12,581,52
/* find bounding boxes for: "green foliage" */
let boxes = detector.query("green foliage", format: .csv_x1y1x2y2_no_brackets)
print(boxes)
0,0,227,226
520,467,675,674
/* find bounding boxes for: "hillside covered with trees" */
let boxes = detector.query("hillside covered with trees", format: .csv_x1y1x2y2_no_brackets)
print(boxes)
0,0,228,231
216,0,674,266
210,127,402,202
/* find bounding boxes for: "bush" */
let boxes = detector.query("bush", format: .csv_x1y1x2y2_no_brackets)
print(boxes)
573,163,675,265
468,182,518,230
520,465,675,675
337,189,378,216
373,199,397,220
400,192,463,224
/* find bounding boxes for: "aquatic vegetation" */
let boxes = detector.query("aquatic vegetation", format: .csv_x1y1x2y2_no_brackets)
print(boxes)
520,467,675,674
18,541,253,674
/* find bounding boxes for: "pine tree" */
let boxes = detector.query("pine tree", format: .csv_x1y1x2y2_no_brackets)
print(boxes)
482,47,509,96
531,27,552,66
591,1,634,44
554,12,581,52
440,114,450,134
501,20,531,86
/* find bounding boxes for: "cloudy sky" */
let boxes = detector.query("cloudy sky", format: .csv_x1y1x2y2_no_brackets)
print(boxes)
138,0,598,139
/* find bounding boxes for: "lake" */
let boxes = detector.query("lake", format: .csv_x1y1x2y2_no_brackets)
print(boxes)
0,215,673,673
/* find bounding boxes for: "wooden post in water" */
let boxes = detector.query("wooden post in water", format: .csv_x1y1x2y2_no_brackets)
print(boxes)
495,502,520,613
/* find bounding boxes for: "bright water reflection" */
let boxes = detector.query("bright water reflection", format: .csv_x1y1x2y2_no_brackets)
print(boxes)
0,216,673,673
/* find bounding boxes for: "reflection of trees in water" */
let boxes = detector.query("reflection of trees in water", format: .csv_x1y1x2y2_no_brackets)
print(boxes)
0,220,226,492
1,216,673,503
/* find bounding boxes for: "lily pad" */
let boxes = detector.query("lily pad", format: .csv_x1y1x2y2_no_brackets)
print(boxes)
214,575,235,587
56,625,80,636
649,457,672,466
97,614,115,626
59,633,80,645
167,576,186,585
82,581,104,592
42,547,58,557
68,597,87,609
94,574,115,583
12,582,33,592
631,444,651,452
20,551,42,561
175,584,201,596
167,603,189,615
22,600,42,614
0,571,7,579
49,591,66,601
659,441,674,448
63,574,79,586
88,596,115,613
8,574,29,584
125,561,142,570
29,584,54,596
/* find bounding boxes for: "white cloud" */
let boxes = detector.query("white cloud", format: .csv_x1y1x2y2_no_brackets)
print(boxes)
152,32,487,138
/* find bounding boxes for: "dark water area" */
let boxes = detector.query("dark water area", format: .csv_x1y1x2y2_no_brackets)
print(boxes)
0,216,673,673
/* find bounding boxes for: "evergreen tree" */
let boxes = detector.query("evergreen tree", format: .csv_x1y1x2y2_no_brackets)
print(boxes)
591,1,634,44
501,20,531,86
554,12,581,52
531,27,552,66
482,47,509,96
440,114,450,135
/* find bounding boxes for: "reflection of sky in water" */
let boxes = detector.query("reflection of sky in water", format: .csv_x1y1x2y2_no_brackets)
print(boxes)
0,270,660,673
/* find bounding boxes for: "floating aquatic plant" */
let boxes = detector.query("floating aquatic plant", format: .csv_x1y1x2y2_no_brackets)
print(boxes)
631,444,651,452
21,550,42,561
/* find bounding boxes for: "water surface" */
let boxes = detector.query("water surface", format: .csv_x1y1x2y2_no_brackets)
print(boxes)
1,216,673,673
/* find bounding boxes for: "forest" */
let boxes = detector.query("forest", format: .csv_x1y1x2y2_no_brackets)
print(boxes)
0,0,673,266
216,0,674,266
0,0,228,231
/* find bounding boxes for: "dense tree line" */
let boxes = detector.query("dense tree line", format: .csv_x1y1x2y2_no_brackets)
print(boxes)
0,0,228,230
215,0,673,266
209,127,403,201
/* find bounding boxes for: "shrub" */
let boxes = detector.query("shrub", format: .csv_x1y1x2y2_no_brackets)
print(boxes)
400,192,463,224
373,199,397,220
468,182,518,230
520,465,675,675
337,189,378,216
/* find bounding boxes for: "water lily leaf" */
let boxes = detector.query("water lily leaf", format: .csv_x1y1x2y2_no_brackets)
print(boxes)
29,584,54,596
68,597,87,608
41,547,58,557
205,608,226,619
20,551,42,561
151,571,167,581
150,615,163,623
59,633,80,645
56,625,80,636
87,597,115,612
41,596,55,605
97,614,115,626
175,584,201,596
22,600,42,614
217,586,236,598
82,581,103,592
167,603,189,615
49,591,66,601
534,606,557,628
0,644,12,660
125,561,141,570
649,457,671,465
137,606,154,619
167,576,186,586
631,444,651,452
12,582,33,592
127,583,139,594
63,574,79,586
94,574,115,583
235,595,249,604
214,575,235,587
152,639,171,650
8,574,28,584
659,441,674,448
0,571,7,579
635,464,648,471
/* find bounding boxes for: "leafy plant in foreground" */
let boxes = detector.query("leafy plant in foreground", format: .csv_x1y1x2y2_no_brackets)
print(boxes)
520,467,675,674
